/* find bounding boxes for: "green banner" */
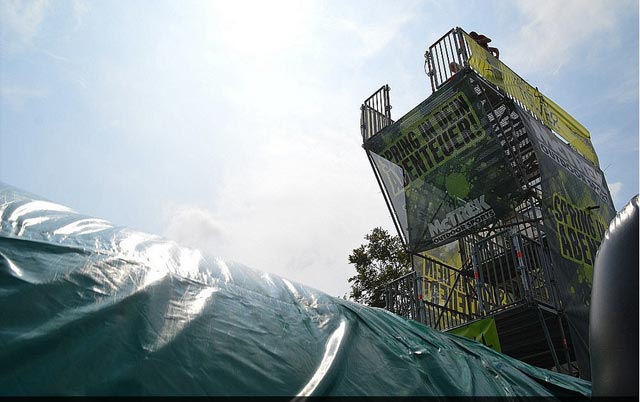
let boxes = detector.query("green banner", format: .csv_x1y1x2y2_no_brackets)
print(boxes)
365,72,525,252
449,317,502,353
523,109,615,380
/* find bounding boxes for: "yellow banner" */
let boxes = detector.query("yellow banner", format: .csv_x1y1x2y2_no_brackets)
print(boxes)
418,244,509,321
419,245,478,317
462,32,599,166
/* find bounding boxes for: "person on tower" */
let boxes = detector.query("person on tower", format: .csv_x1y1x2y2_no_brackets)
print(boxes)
469,31,500,59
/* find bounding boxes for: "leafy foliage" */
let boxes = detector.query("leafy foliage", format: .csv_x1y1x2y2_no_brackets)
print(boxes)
347,227,411,307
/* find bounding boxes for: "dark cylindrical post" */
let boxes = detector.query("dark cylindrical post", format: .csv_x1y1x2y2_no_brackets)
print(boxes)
590,195,639,396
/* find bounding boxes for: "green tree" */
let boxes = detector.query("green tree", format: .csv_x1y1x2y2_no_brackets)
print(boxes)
347,227,412,307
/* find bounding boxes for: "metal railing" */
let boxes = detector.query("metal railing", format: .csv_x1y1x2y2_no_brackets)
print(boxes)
425,28,470,91
418,254,478,330
423,298,476,330
471,229,555,315
384,210,558,331
424,26,582,166
383,271,421,321
360,85,393,141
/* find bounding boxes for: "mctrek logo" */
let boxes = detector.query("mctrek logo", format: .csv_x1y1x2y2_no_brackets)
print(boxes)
428,195,495,243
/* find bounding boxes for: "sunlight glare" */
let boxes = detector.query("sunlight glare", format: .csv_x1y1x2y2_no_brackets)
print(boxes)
207,0,311,56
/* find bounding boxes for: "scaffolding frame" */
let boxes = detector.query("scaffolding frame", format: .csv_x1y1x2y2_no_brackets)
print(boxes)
359,35,579,374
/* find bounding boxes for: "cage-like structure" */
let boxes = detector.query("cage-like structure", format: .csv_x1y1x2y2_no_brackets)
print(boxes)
360,28,616,379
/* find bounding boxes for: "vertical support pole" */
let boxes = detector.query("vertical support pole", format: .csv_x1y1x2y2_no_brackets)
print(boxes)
458,238,477,320
537,307,563,373
454,27,469,68
557,313,574,375
412,271,422,324
471,249,487,316
425,50,436,92
411,257,425,324
384,284,390,311
512,231,532,301
384,85,391,120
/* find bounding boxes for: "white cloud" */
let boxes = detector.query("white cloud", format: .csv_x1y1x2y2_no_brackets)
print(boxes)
507,0,626,75
0,85,48,109
157,123,391,297
205,0,313,57
72,0,89,30
148,2,419,297
0,0,50,46
600,73,639,107
331,11,414,59
162,205,224,255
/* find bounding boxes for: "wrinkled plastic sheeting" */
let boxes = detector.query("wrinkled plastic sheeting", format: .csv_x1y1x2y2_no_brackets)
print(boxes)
0,182,591,397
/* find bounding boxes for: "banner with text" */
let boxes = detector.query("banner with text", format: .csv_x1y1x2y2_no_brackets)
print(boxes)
365,73,525,252
523,109,615,380
463,32,599,167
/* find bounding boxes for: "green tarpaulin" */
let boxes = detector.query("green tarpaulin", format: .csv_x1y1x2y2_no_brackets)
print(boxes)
0,182,590,397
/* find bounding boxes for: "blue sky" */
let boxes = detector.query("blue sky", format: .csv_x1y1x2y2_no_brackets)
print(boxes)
1,0,638,297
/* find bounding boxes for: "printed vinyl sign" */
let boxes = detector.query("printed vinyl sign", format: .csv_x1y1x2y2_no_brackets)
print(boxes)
463,31,600,166
428,195,496,244
364,72,525,252
524,109,615,380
